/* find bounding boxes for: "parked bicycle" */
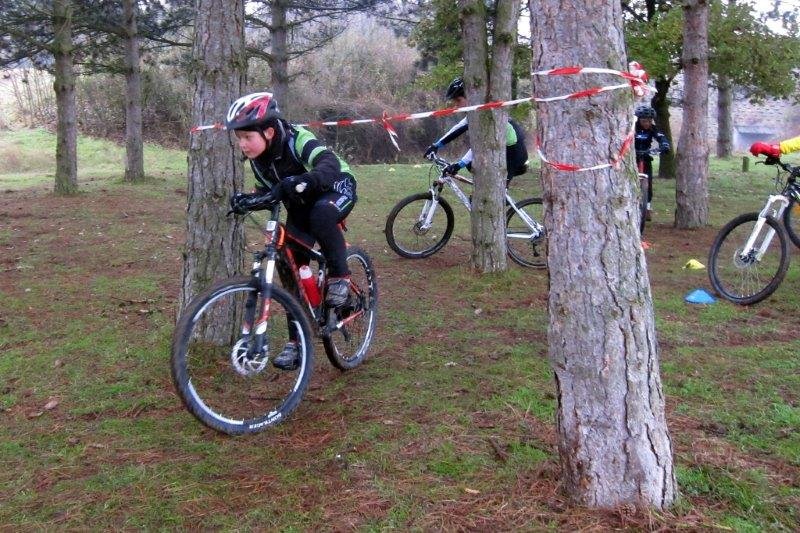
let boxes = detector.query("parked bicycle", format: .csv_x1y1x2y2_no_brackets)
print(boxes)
384,154,548,268
171,198,378,435
708,157,800,305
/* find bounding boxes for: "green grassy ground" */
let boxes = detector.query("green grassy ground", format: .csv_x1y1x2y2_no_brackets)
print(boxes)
0,129,797,530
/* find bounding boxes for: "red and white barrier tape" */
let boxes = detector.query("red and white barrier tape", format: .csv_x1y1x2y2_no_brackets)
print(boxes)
191,61,651,171
536,121,636,172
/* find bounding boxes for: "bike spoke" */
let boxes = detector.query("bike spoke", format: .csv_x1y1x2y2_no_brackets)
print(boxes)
172,281,313,434
709,214,789,305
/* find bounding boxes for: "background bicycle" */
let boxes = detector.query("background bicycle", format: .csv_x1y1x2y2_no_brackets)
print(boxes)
171,199,378,435
384,154,548,268
708,157,800,305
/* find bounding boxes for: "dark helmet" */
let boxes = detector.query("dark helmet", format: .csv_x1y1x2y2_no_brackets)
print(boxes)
225,92,281,130
445,77,465,100
634,105,656,119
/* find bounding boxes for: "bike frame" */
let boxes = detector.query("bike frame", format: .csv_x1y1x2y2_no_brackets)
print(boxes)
420,157,545,238
243,203,365,357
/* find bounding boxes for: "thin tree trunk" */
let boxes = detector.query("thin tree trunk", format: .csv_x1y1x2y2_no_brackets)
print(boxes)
460,0,519,273
270,0,289,104
675,0,709,228
716,75,733,158
123,0,145,182
179,0,247,322
530,0,676,509
52,0,78,195
652,77,676,179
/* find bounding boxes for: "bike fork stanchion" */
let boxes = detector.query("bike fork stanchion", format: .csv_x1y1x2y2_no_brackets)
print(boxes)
419,194,438,229
751,196,789,259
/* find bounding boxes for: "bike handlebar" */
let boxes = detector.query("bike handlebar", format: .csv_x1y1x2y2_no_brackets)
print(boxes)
760,156,798,172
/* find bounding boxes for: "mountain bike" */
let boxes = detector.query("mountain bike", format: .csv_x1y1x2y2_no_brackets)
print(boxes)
384,154,548,268
635,148,659,235
171,198,378,435
708,157,800,305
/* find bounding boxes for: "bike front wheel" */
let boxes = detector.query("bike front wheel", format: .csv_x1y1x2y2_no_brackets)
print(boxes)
782,197,800,249
171,277,314,435
506,197,548,268
385,192,454,258
323,247,378,370
708,213,790,305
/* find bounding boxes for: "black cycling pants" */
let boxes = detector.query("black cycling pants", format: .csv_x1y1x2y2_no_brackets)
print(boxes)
639,157,654,204
464,142,529,184
286,191,356,278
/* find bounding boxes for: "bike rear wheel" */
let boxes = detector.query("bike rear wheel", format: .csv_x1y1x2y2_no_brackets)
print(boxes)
708,213,789,305
782,197,800,249
385,192,454,258
323,247,378,370
506,197,548,268
171,277,314,435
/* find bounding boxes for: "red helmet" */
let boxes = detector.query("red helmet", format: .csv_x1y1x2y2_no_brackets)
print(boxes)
225,92,281,130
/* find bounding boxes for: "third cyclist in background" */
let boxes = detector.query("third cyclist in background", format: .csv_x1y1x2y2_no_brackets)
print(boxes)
634,105,670,221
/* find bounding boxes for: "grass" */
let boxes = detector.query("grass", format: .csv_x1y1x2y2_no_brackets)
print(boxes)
0,129,798,530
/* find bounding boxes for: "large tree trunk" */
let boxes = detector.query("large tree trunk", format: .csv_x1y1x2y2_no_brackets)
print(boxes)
179,0,247,320
52,0,78,195
530,0,676,509
459,0,519,273
716,75,733,158
652,77,676,179
123,0,145,182
675,0,709,228
270,0,289,104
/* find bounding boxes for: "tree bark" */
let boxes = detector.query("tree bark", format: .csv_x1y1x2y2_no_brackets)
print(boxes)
179,0,247,322
716,75,733,158
675,0,709,228
270,0,289,104
459,0,519,273
52,0,79,195
123,0,145,182
530,0,676,509
652,77,676,179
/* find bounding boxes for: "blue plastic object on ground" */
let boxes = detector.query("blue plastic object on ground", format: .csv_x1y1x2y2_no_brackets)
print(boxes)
685,288,716,304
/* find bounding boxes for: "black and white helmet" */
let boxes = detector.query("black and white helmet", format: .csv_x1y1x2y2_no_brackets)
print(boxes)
225,92,281,130
445,77,465,100
634,105,656,119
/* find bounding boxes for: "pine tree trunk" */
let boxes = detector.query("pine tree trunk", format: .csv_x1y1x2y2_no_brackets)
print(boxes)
52,0,78,195
270,0,289,105
123,0,145,182
530,0,676,509
716,76,733,158
460,0,519,273
652,77,676,179
179,0,246,323
675,0,710,228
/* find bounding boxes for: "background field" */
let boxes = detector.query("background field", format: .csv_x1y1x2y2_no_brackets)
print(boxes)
0,130,798,530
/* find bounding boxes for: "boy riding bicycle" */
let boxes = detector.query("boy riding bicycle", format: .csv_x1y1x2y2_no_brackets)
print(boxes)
634,105,670,221
423,77,529,183
226,92,357,370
